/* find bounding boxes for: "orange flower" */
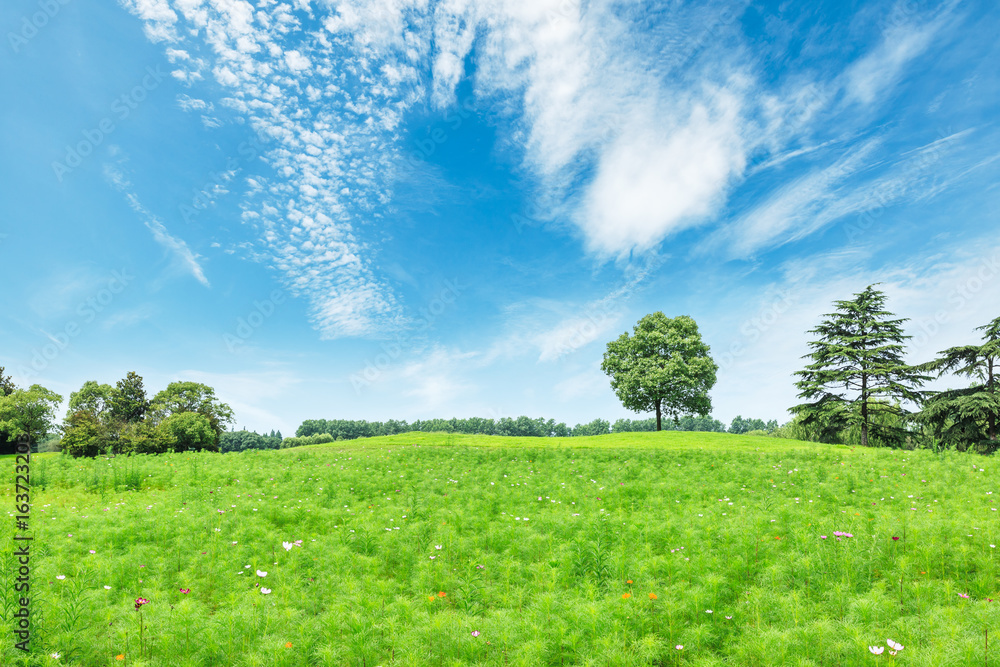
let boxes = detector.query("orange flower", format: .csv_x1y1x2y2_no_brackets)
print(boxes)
438,591,446,597
649,593,658,600
116,655,125,661
774,536,781,540
626,580,633,584
285,642,293,648
622,593,632,599
428,596,435,601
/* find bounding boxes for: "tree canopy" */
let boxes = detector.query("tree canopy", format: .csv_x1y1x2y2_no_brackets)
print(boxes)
0,366,15,397
109,371,150,424
601,313,718,431
150,381,234,438
159,412,217,452
791,284,930,447
0,384,63,451
917,315,1000,452
68,381,116,421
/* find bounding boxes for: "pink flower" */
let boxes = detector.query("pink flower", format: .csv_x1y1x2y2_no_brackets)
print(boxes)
959,593,970,598
471,631,480,637
179,588,190,594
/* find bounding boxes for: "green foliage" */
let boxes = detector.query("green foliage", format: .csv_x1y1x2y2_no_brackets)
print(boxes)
150,381,235,438
612,415,727,433
109,371,150,424
571,418,610,436
916,315,1000,453
158,411,218,452
119,420,170,455
792,284,930,447
60,410,107,458
602,312,718,430
67,380,116,421
219,429,281,452
728,415,779,434
281,432,335,448
0,383,63,452
0,366,15,397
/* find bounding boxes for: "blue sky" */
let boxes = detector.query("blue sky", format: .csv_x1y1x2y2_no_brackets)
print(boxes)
2,0,999,435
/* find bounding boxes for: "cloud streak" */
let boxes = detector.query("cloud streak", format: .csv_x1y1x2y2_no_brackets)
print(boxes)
104,163,210,287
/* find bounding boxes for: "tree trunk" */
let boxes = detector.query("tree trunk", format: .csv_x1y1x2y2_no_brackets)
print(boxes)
860,373,869,447
990,357,996,441
655,400,662,432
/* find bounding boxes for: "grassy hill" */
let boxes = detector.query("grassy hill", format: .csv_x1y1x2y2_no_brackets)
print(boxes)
310,430,845,452
1,432,996,666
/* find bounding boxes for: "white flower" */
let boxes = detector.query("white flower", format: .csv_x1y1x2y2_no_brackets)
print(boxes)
706,609,713,614
51,652,60,659
256,570,267,577
56,575,65,580
260,587,271,595
283,541,294,551
887,639,903,651
869,646,884,655
435,545,442,550
104,585,111,590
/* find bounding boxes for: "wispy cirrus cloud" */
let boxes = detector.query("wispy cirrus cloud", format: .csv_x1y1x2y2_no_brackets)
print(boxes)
707,128,982,258
842,4,956,108
104,163,210,287
118,0,978,337
120,0,428,338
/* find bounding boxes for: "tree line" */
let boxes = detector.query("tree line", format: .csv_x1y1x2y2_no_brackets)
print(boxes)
0,370,236,456
286,414,729,445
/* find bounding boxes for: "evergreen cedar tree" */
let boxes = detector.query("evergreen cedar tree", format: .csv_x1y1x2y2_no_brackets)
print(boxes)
917,315,1000,452
601,312,718,432
791,284,930,447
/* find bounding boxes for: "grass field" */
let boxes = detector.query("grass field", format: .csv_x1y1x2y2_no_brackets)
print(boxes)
2,431,998,666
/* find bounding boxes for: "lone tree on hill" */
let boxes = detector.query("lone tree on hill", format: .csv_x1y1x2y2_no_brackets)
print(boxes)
917,315,1000,452
602,312,718,431
791,284,929,447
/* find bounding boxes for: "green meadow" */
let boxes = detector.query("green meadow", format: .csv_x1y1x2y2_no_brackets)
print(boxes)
3,432,999,666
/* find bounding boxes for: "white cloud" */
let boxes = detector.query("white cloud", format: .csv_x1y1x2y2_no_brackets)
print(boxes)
104,164,210,287
176,94,212,112
121,0,428,338
710,128,979,258
396,347,480,410
844,15,946,107
118,0,178,41
580,89,746,256
283,50,310,71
